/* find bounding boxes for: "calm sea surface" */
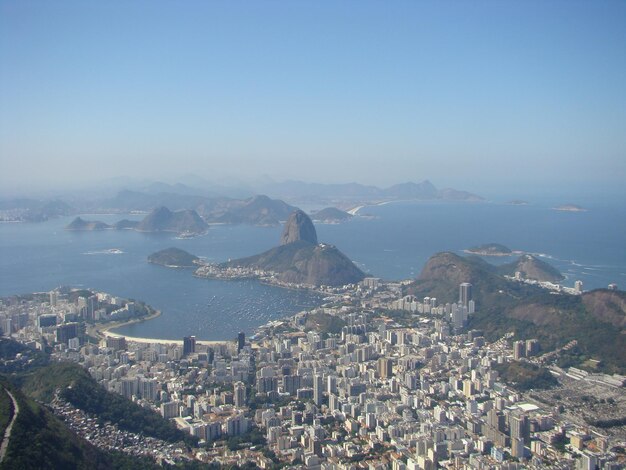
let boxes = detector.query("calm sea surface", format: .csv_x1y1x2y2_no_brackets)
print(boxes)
1,200,624,340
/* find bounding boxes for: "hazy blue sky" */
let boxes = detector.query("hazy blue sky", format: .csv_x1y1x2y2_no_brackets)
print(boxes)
1,1,625,195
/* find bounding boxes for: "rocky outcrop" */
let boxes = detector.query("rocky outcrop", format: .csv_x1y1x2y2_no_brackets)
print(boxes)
224,210,364,286
228,240,365,286
280,210,318,245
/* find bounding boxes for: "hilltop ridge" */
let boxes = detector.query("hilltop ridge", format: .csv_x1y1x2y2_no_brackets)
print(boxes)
408,252,626,373
135,206,208,234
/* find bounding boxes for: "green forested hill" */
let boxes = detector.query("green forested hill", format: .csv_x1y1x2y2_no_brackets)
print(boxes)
0,381,159,470
408,252,626,373
20,362,194,445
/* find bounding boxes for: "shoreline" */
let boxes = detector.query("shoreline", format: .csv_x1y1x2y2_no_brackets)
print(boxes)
91,310,231,345
88,309,162,341
348,197,477,215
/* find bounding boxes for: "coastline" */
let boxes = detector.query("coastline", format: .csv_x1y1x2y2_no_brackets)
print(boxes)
90,310,231,345
348,199,398,215
88,309,162,341
348,198,470,215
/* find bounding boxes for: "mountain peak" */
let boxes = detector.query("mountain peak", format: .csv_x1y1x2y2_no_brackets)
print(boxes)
153,206,172,215
280,210,318,246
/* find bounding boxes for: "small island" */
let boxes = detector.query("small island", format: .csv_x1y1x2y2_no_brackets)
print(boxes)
311,207,352,223
506,200,529,206
465,243,513,256
148,247,200,268
66,217,111,231
553,204,587,212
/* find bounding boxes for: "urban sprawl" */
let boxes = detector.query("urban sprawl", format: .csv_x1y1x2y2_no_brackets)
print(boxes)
1,277,624,470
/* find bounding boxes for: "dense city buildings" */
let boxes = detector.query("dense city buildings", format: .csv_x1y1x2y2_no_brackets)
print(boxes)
1,281,624,469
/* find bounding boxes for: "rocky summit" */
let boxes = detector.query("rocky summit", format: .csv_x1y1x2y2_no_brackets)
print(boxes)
224,209,364,286
280,210,318,245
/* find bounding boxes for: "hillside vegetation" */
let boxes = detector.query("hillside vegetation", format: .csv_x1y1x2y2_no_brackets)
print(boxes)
20,362,195,446
493,362,558,391
408,252,626,373
0,381,158,470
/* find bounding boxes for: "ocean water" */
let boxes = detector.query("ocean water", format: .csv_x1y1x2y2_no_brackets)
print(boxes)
1,200,624,340
0,215,322,341
316,200,626,288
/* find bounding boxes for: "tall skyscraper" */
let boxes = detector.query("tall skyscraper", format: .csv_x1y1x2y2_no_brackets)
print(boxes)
510,414,530,442
106,336,127,352
377,358,393,379
237,331,245,352
56,323,79,345
459,283,473,307
234,381,246,408
49,290,58,307
183,335,196,356
327,375,337,394
313,374,323,406
513,340,526,360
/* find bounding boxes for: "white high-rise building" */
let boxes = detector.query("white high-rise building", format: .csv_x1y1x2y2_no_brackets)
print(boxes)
313,374,323,406
459,283,473,307
574,280,583,294
49,290,58,307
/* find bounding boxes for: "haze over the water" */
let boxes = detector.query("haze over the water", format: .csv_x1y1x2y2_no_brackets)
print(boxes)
1,1,625,197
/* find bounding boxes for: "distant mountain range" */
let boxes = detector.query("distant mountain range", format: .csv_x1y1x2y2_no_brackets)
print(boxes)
0,198,74,222
408,252,626,373
224,210,365,286
252,179,483,206
0,178,483,224
198,195,296,225
99,192,296,226
93,180,479,222
135,206,208,233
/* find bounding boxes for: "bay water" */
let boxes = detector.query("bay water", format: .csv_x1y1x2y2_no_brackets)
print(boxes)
1,200,624,340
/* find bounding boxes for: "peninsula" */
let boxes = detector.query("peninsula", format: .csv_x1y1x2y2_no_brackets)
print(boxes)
196,210,365,287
